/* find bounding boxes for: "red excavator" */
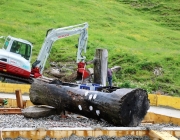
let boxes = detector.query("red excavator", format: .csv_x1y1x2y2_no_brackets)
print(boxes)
0,22,90,83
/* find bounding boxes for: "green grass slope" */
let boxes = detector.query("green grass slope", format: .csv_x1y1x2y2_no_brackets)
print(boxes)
0,0,180,96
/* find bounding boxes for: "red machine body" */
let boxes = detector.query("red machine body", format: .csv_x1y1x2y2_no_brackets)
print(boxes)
77,62,90,80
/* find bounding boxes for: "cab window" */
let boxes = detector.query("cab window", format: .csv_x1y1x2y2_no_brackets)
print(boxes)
19,43,31,60
10,41,31,60
3,37,10,50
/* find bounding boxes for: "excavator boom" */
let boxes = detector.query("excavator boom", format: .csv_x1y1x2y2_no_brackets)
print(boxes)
31,22,89,79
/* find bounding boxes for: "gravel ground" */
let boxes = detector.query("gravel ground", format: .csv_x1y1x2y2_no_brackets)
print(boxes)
60,134,151,140
0,114,179,129
2,135,151,140
139,123,179,130
0,114,113,128
0,114,179,140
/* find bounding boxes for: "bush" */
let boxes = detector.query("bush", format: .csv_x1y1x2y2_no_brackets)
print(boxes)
124,67,137,74
120,81,136,88
137,61,161,71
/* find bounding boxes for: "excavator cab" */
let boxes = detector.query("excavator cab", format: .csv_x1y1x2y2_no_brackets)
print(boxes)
2,36,33,61
0,35,33,83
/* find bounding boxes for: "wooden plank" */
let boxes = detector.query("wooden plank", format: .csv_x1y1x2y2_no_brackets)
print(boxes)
149,130,178,140
0,98,4,103
15,90,23,108
0,108,22,114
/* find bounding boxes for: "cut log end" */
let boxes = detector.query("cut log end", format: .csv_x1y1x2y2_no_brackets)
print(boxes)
118,88,150,126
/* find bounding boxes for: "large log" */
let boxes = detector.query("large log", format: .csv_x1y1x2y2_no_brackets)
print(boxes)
29,80,150,126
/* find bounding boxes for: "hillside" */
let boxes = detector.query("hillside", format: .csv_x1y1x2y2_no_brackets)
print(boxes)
0,0,180,96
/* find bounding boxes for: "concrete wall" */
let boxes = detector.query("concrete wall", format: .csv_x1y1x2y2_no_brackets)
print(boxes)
0,83,30,94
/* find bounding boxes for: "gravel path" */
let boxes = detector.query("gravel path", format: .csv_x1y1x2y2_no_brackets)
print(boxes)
0,114,179,129
0,114,179,140
2,135,151,140
0,114,113,128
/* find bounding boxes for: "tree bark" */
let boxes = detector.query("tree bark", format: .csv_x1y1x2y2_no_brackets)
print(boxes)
29,80,150,126
94,49,108,86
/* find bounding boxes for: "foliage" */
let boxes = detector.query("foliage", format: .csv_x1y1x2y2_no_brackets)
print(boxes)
0,0,180,96
119,81,136,88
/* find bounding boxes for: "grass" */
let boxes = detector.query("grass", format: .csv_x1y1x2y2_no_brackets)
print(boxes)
0,0,180,96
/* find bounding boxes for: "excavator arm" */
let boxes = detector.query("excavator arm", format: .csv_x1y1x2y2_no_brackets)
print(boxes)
31,22,89,79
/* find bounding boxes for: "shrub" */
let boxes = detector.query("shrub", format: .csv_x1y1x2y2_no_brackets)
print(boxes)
120,81,136,88
124,67,137,74
137,61,161,71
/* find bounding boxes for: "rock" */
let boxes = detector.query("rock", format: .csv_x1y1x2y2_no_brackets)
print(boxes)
88,68,94,75
22,105,57,118
61,71,77,82
50,62,57,67
60,67,73,73
111,66,121,73
49,68,66,78
50,68,60,75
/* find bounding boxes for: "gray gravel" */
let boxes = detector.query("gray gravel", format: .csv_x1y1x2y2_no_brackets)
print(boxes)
2,135,151,140
139,123,179,130
0,114,179,129
0,114,113,128
0,114,179,140
61,134,151,140
3,135,151,140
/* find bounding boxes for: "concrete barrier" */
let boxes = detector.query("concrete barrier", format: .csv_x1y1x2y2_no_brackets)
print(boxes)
0,83,30,94
148,94,180,110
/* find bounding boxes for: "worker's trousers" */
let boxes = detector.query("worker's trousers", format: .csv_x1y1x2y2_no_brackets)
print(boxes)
107,76,112,87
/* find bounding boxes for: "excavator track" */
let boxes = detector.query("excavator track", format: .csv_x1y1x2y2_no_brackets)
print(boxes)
0,72,33,84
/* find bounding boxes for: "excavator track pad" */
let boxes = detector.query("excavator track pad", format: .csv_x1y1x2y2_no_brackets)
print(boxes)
0,72,33,84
